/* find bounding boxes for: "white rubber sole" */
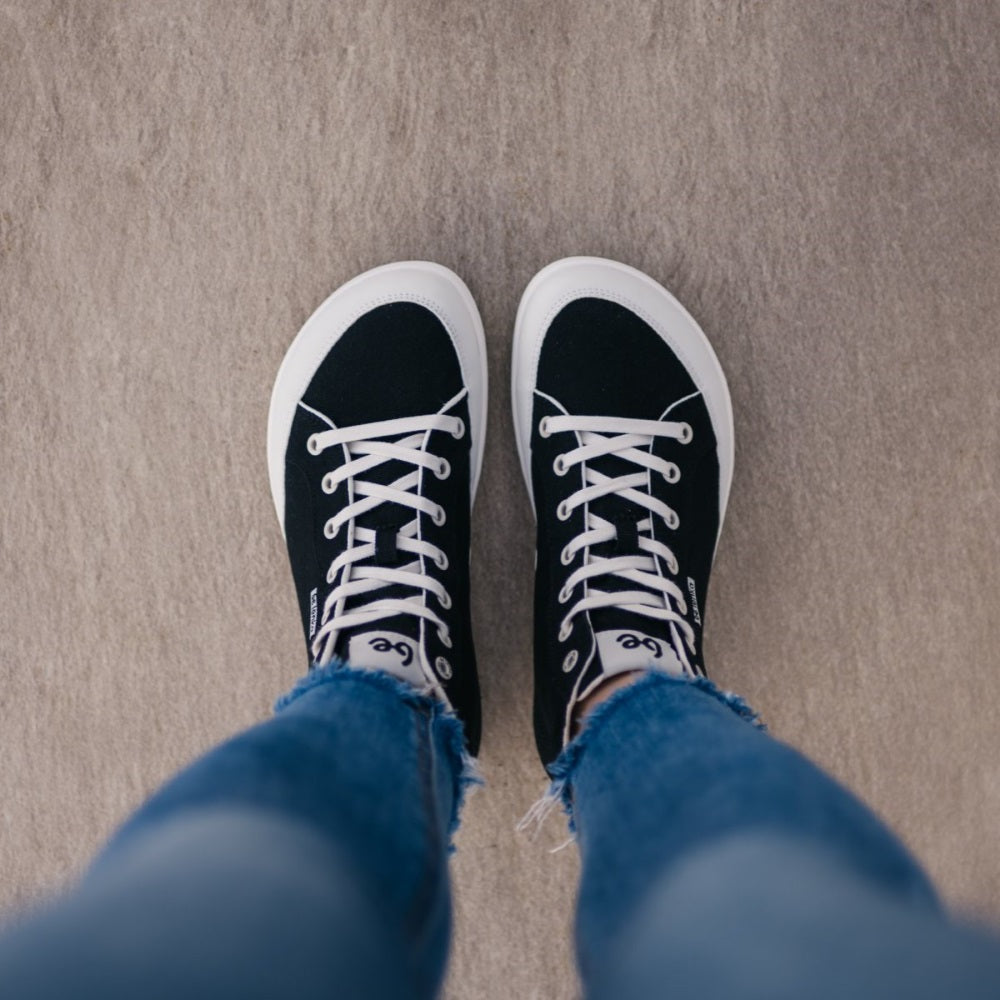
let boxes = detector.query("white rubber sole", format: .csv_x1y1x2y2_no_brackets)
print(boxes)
511,256,735,526
267,261,489,536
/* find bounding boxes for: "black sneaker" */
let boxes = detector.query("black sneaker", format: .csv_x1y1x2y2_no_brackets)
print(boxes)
267,262,487,753
512,257,734,769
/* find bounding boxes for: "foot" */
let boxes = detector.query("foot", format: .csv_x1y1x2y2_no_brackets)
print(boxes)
267,262,487,753
512,257,734,769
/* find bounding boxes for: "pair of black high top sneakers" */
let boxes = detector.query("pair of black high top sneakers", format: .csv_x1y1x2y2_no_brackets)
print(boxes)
267,258,733,768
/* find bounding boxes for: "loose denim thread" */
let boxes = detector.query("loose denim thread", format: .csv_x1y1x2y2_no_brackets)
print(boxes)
275,661,483,846
517,671,766,840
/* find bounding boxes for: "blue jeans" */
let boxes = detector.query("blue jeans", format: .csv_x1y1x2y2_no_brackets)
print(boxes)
0,667,998,998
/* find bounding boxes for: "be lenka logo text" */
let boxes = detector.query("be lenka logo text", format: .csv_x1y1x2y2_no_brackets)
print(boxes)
616,633,663,658
368,636,413,666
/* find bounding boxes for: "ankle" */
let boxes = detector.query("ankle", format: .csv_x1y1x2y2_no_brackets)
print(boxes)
571,670,646,736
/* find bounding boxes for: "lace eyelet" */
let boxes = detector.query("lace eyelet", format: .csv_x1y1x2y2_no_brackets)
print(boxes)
322,473,336,494
558,585,571,605
678,600,688,616
450,418,465,439
666,511,679,530
432,507,447,527
326,567,335,584
664,464,680,484
668,558,679,575
439,629,453,649
307,434,322,456
323,520,337,539
435,551,449,571
435,458,451,480
435,656,453,680
558,621,571,642
538,416,552,438
562,649,578,673
439,591,452,610
556,500,571,522
678,422,693,444
553,455,568,476
560,546,574,566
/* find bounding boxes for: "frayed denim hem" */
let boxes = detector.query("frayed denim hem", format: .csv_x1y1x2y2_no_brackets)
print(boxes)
519,672,765,839
274,660,482,849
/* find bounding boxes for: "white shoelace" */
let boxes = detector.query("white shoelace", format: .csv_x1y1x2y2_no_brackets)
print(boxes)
305,412,463,665
541,413,697,666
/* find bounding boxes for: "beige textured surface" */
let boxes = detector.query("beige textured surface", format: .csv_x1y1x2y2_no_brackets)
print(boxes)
2,1,1000,995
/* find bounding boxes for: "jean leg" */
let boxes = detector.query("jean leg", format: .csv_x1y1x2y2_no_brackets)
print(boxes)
558,672,969,994
597,832,1000,1000
0,665,471,1000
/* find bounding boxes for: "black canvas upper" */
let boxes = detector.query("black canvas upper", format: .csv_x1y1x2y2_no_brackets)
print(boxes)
530,298,721,768
281,302,481,753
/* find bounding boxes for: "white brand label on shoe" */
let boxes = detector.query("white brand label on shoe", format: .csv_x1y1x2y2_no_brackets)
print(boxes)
595,630,688,679
348,630,427,688
686,577,702,626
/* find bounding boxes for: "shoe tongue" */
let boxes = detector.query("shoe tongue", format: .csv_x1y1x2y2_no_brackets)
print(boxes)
592,617,688,680
337,622,429,688
583,449,689,678
587,449,648,548
585,449,661,606
329,428,434,687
